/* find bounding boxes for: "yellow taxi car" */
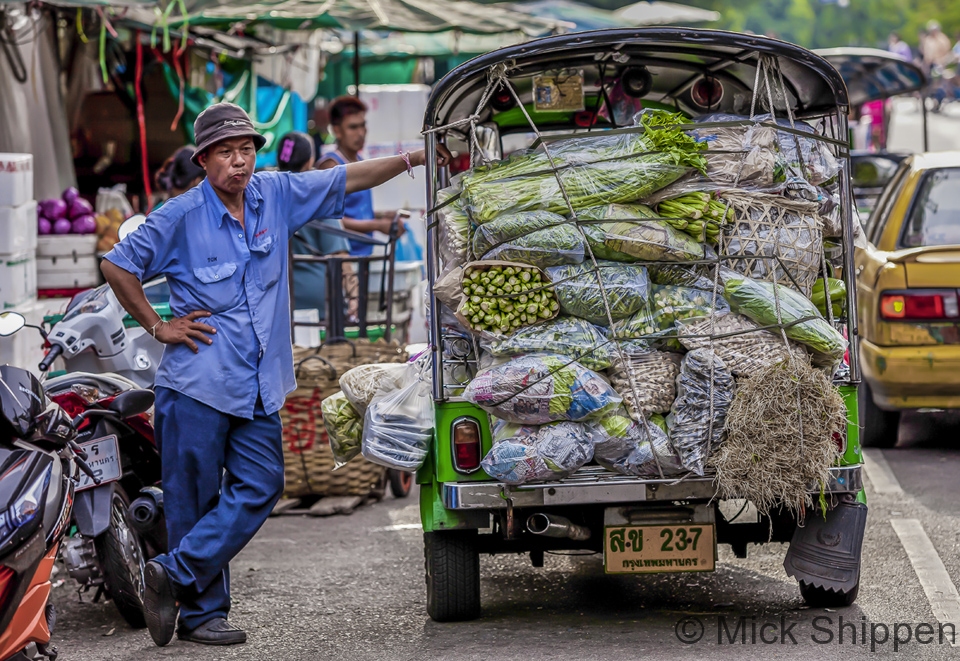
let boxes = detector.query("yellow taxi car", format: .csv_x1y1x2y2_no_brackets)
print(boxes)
856,152,960,446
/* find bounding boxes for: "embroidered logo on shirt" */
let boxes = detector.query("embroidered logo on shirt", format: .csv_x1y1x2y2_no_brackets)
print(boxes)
254,228,269,239
207,256,218,262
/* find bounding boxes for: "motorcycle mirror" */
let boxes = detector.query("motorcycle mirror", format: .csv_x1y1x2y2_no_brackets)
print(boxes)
108,389,155,418
117,214,148,242
0,312,26,337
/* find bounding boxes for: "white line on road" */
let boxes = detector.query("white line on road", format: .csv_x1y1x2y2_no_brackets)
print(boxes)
862,449,904,495
891,519,960,647
370,523,422,532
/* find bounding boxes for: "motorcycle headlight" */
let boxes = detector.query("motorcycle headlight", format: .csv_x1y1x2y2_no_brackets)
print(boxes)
0,464,51,543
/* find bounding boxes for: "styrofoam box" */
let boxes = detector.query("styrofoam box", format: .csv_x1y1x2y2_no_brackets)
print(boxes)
0,154,34,208
368,260,424,294
37,234,98,258
0,298,50,373
293,308,321,348
0,201,38,254
37,253,100,290
1,252,37,309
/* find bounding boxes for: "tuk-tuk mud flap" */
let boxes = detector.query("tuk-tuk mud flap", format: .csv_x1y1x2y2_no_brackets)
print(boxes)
783,500,867,592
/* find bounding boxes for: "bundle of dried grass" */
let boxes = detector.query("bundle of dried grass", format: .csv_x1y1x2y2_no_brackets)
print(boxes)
710,355,846,521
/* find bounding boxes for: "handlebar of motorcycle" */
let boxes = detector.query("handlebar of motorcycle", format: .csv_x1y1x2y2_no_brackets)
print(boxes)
38,344,63,372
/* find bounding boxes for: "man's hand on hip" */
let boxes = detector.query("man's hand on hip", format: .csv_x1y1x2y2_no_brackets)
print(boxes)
156,311,217,353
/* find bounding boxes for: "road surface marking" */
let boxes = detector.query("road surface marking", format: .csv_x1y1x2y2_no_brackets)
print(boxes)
862,449,904,495
371,523,422,532
891,519,960,647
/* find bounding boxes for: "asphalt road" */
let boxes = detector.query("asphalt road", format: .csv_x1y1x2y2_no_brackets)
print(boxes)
45,409,959,661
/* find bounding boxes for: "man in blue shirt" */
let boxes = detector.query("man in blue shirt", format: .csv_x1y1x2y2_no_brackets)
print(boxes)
101,102,450,647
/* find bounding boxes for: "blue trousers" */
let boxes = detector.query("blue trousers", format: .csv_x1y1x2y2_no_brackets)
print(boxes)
154,387,284,631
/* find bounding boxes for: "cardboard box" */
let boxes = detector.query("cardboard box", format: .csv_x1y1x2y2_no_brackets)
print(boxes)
0,252,37,309
0,200,38,254
0,154,34,207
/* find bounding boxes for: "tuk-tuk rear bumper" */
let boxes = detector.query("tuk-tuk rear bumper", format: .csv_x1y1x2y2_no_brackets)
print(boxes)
441,465,862,510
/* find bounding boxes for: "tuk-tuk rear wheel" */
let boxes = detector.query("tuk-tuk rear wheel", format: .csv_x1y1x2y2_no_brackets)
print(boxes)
799,578,860,608
424,530,481,622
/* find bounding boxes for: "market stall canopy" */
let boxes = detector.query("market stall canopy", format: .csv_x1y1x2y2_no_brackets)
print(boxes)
501,0,623,32
815,47,926,107
615,1,720,25
36,0,156,6
171,0,561,34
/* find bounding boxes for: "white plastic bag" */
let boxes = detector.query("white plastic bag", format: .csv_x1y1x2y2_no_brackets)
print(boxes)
361,357,434,471
339,363,408,414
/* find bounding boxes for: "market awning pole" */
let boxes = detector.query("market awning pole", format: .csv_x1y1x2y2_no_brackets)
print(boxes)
353,31,361,93
921,93,929,152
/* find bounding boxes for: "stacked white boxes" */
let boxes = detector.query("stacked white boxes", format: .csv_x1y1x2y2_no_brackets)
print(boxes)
36,235,100,290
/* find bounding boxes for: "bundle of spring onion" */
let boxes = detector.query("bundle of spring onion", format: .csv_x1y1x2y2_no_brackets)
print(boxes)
459,264,559,334
656,192,734,244
459,111,707,224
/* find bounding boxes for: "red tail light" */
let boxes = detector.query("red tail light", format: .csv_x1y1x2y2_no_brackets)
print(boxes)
880,290,960,321
452,418,482,474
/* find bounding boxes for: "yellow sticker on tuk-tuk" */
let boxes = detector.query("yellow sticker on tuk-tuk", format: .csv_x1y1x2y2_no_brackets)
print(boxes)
533,72,585,112
604,524,716,574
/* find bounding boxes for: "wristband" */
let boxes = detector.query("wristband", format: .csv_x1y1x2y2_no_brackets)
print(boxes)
398,150,415,179
149,319,165,338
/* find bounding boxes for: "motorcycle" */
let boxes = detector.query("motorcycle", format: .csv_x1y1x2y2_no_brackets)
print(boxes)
0,311,150,660
18,313,161,629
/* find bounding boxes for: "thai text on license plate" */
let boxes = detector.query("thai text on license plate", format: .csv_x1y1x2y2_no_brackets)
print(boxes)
77,436,122,491
604,524,716,574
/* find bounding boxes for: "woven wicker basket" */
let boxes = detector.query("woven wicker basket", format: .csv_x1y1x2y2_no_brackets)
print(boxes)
281,340,407,499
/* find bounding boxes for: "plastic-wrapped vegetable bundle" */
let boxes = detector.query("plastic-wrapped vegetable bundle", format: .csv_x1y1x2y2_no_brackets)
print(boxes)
321,392,364,467
586,219,704,263
462,353,622,424
339,362,408,414
456,262,560,334
546,261,650,325
437,185,470,271
471,210,585,268
361,359,434,471
607,347,682,417
577,204,658,262
676,312,796,376
459,110,706,223
482,316,614,371
481,419,596,485
666,349,735,476
610,285,730,341
722,274,847,367
593,406,683,478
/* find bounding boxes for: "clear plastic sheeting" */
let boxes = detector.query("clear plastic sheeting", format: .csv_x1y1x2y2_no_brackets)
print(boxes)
462,353,622,424
610,285,730,347
547,261,650,326
593,406,683,478
339,362,408,414
607,346,682,417
321,392,364,468
676,312,796,377
361,358,435,471
480,419,596,485
471,210,585,268
482,316,615,371
666,349,735,476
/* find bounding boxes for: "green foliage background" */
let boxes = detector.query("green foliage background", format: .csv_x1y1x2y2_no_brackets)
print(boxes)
530,0,960,49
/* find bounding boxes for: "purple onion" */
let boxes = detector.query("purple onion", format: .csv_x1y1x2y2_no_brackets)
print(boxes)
68,197,94,220
62,187,80,205
39,198,68,220
38,217,52,235
71,214,97,235
53,218,73,234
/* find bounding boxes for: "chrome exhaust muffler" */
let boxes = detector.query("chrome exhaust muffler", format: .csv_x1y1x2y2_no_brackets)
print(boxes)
526,513,591,541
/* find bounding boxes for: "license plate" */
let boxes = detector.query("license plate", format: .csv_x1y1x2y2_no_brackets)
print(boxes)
77,436,122,491
604,524,716,574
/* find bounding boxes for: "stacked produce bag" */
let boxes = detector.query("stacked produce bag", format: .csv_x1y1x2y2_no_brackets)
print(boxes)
432,104,850,490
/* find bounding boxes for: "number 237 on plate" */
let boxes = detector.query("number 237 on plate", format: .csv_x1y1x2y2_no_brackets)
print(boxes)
604,524,716,574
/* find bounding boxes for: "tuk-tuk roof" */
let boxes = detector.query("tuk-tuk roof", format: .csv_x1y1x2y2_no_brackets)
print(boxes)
425,28,850,130
816,48,926,107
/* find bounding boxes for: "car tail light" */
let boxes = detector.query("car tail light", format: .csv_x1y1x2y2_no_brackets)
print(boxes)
452,417,482,474
880,290,960,321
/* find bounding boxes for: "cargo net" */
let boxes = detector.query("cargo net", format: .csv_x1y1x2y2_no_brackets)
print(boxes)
426,56,850,518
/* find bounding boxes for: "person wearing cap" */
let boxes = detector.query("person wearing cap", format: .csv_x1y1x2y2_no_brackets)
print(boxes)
278,131,359,321
100,102,451,648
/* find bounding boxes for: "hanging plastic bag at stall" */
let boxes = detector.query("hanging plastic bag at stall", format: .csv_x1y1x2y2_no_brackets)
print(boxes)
361,357,435,471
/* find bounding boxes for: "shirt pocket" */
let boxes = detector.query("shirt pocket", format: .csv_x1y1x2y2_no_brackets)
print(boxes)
192,261,241,312
250,233,282,291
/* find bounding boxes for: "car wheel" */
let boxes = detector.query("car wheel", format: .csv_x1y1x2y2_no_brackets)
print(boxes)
424,530,480,622
859,381,900,448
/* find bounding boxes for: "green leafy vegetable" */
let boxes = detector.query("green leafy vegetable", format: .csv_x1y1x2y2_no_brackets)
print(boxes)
471,210,585,268
547,261,650,325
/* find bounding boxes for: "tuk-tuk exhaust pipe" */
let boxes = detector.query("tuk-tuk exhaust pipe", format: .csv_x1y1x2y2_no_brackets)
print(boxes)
526,513,591,541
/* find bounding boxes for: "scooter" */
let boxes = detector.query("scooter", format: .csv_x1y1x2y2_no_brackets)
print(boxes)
25,314,162,629
0,311,150,660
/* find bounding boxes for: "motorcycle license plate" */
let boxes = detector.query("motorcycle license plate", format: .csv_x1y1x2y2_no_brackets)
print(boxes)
76,436,122,491
604,524,716,574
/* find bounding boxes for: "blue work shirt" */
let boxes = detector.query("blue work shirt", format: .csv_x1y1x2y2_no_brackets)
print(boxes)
104,169,347,419
324,151,376,256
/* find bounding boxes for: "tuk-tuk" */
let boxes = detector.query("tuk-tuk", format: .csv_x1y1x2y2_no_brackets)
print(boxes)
816,48,927,216
419,28,865,622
